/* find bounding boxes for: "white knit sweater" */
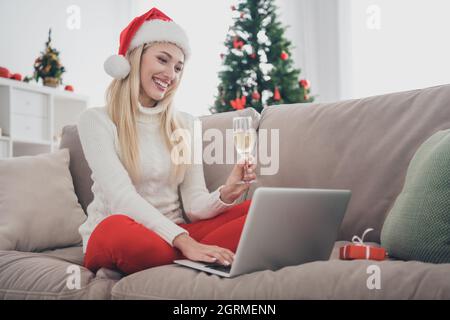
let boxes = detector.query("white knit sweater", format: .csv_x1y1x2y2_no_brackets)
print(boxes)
77,102,237,254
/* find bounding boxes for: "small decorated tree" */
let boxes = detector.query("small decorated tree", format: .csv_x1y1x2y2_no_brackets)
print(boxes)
211,0,314,114
32,28,66,87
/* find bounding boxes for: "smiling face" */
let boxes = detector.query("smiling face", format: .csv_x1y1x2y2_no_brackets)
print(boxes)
138,42,185,107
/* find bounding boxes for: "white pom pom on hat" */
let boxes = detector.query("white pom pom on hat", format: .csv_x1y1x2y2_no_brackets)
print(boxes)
104,7,191,79
104,54,131,80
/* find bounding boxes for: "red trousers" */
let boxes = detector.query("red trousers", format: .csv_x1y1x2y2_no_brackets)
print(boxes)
84,199,251,275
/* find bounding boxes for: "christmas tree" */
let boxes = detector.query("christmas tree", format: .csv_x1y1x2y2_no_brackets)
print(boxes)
210,0,313,114
32,28,66,87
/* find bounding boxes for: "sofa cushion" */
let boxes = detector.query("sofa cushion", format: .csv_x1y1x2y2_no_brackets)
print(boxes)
249,84,450,242
0,148,87,252
60,125,94,214
0,248,116,299
381,129,450,263
40,245,85,266
110,241,450,299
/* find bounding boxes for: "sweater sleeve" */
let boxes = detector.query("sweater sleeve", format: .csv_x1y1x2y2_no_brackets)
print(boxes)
77,108,188,246
179,114,238,222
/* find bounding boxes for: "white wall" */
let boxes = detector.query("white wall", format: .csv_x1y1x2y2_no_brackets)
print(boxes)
279,0,450,101
345,0,450,99
0,0,131,108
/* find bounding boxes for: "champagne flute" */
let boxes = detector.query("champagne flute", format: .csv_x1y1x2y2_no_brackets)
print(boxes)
233,116,257,184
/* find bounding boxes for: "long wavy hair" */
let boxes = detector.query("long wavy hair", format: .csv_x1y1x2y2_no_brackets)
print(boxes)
105,42,190,186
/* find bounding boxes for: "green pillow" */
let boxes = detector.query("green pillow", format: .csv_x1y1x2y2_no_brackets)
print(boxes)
381,129,450,263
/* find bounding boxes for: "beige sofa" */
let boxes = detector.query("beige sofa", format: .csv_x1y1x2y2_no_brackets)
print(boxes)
1,84,450,299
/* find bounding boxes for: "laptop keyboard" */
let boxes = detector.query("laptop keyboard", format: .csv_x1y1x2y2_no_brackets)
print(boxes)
204,262,232,272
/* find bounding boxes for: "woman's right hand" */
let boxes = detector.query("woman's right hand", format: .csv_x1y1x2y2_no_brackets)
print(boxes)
173,233,235,266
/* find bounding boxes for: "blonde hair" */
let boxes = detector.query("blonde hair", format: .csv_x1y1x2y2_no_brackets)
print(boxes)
105,42,189,186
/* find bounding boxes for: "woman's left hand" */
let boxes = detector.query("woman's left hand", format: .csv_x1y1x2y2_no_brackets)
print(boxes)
219,155,257,204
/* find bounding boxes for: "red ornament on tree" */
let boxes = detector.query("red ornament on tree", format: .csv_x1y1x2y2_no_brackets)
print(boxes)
233,37,244,49
252,90,261,101
273,87,281,101
299,79,310,90
231,5,236,11
280,51,289,60
220,53,225,59
230,95,247,110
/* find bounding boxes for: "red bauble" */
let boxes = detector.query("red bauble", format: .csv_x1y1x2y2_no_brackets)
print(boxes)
252,90,261,101
10,73,22,81
274,87,281,101
280,51,289,60
0,67,11,79
65,85,74,92
299,79,310,89
250,53,257,59
233,41,244,49
231,5,236,11
233,37,244,49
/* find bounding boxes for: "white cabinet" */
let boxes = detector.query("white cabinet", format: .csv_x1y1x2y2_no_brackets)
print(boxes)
0,137,10,158
12,89,49,117
11,113,50,142
0,77,88,158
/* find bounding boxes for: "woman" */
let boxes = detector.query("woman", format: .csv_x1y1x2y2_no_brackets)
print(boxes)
77,7,256,275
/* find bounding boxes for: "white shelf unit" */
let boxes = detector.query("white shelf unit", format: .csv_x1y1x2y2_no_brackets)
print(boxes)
0,77,88,158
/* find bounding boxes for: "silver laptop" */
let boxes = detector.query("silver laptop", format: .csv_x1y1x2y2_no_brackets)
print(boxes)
174,187,351,278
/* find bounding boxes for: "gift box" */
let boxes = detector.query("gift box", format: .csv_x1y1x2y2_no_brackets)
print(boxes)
339,244,386,261
339,228,387,261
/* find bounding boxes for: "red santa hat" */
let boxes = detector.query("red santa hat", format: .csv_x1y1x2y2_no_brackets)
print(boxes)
104,7,191,79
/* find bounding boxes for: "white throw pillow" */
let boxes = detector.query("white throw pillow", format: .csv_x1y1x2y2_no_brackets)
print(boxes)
0,148,86,252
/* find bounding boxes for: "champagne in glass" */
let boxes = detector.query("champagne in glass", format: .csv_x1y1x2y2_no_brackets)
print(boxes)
233,116,257,184
234,131,256,155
